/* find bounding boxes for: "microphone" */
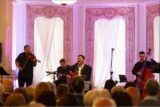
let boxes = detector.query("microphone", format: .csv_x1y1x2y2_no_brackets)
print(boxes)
112,48,114,51
37,59,41,63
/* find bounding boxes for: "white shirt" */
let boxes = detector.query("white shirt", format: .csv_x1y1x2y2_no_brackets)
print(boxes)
78,64,84,76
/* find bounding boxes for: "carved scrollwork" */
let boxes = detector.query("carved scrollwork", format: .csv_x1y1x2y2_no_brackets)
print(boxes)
85,7,135,80
147,4,160,51
26,5,73,63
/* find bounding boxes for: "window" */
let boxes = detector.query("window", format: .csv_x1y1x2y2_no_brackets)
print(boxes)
153,16,160,82
93,17,126,87
34,17,64,84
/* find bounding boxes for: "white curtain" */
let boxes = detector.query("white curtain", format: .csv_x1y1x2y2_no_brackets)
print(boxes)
33,17,64,85
93,17,126,88
12,2,26,71
153,16,160,83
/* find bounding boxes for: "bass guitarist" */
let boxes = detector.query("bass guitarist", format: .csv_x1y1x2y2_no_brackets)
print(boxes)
132,50,156,92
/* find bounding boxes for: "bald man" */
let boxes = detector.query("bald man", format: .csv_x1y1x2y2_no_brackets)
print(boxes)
93,97,116,107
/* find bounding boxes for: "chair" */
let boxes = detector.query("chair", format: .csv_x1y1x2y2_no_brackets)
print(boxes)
84,81,91,92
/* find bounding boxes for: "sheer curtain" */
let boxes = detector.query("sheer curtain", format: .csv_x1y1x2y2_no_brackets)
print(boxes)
33,17,64,85
153,16,160,83
93,17,126,88
12,2,26,71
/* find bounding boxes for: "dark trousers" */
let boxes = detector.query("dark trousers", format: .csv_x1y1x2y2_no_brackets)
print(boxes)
18,74,33,87
54,76,67,86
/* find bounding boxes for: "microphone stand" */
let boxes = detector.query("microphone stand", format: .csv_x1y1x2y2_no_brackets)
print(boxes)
46,71,57,81
110,48,114,80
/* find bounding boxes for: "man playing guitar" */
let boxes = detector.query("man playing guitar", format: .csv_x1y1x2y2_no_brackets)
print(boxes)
54,58,71,86
68,55,92,81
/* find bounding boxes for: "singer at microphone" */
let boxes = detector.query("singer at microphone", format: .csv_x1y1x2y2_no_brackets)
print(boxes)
70,55,92,81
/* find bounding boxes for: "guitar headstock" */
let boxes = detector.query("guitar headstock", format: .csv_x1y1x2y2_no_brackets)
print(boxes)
147,49,151,55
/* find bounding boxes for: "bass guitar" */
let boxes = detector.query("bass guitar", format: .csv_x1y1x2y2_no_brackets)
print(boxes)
136,49,154,89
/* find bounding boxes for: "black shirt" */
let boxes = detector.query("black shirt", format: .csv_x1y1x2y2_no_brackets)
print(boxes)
57,65,71,75
132,59,157,76
16,52,36,77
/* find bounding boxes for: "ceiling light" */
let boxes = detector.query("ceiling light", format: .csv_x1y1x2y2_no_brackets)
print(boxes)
51,0,77,5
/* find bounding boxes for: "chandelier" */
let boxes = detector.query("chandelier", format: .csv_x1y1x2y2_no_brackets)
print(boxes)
51,0,77,5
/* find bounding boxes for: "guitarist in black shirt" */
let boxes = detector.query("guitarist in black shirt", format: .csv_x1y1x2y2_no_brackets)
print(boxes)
54,59,71,86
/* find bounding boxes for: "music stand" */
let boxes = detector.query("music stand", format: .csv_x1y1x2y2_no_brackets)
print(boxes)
0,67,9,83
150,63,160,73
119,75,127,82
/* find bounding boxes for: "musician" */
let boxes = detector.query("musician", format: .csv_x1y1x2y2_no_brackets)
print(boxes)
15,45,37,87
54,58,71,86
70,55,92,81
132,51,156,90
